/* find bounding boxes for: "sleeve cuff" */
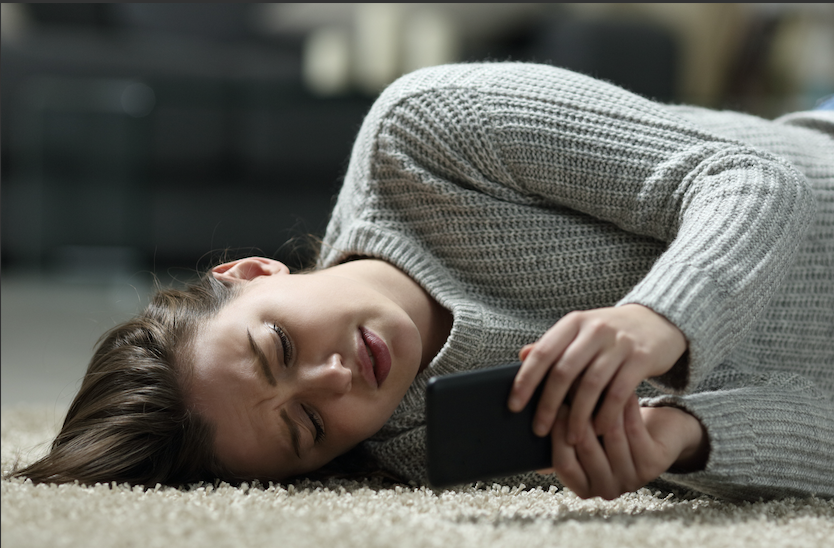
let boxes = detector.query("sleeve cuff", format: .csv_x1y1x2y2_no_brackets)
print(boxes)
619,261,736,393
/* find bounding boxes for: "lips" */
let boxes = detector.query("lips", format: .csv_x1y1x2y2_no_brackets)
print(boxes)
359,327,391,387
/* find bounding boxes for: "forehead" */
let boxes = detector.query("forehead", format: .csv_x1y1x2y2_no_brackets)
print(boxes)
187,309,302,479
191,308,252,384
186,316,253,440
187,314,258,449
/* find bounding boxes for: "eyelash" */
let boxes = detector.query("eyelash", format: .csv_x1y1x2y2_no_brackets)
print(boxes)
269,323,293,365
303,404,326,443
269,324,324,444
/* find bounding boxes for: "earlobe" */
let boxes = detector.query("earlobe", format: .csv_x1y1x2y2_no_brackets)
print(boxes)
211,257,290,283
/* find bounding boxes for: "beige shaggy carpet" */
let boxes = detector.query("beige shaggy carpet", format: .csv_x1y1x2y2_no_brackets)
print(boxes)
2,405,832,548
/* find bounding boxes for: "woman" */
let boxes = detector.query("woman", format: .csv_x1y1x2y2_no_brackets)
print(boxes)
12,63,833,501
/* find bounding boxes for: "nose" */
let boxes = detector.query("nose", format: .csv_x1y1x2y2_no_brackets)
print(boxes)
301,353,351,396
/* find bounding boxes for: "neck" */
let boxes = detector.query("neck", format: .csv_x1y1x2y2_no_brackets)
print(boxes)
330,258,452,371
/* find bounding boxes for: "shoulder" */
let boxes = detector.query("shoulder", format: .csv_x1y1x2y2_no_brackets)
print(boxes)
774,110,834,137
372,62,614,113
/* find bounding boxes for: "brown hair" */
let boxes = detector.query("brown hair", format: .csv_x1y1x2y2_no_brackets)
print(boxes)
7,272,241,487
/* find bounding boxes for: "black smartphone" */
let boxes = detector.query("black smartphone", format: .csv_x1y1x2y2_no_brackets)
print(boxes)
426,362,551,488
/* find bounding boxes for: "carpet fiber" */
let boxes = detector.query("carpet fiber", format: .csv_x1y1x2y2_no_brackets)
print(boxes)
2,405,832,548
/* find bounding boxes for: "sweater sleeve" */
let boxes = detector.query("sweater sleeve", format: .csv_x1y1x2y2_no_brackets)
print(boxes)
369,62,816,393
645,366,834,500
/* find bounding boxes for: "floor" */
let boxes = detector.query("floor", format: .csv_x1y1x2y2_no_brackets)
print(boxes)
1,269,155,411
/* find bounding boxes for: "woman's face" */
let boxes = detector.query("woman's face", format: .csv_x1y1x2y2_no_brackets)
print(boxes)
188,258,425,480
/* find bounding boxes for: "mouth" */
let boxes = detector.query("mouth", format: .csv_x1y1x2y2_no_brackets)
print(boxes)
359,327,391,387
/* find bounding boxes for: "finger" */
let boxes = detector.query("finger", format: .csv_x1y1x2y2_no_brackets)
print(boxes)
622,395,657,481
550,406,590,497
623,394,652,447
566,379,580,405
593,359,647,437
573,419,617,499
531,328,608,436
566,345,628,444
509,317,581,412
518,344,534,362
600,411,639,492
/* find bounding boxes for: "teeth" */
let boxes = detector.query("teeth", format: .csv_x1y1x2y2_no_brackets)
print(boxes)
366,346,376,368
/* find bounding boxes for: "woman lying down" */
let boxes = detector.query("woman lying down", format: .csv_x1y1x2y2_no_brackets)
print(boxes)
11,62,834,501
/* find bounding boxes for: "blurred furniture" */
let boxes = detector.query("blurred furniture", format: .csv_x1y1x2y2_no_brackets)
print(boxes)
524,16,677,103
2,4,683,276
2,4,373,273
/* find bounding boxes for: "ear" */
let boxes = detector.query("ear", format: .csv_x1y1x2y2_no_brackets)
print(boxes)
211,257,290,284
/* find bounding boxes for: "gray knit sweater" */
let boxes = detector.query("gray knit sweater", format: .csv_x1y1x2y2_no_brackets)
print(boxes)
318,63,834,501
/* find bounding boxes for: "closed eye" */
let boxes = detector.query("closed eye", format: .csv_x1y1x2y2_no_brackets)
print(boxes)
269,323,293,365
302,404,326,444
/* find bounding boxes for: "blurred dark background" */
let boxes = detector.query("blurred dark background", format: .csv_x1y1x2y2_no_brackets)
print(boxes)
2,3,833,408
4,3,832,277
2,3,366,276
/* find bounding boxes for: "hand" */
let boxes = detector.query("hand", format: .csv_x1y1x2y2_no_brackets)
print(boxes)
509,304,687,444
539,395,708,500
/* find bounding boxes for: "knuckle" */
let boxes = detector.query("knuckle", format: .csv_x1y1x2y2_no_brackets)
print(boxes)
527,346,552,363
550,365,572,384
630,347,651,363
614,331,635,349
587,319,609,336
605,384,630,405
577,434,597,452
581,370,606,391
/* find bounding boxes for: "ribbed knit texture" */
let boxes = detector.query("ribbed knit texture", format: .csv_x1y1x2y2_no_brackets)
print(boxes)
318,63,834,501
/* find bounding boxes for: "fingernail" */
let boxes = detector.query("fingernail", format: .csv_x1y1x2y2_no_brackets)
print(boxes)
534,421,547,437
508,396,521,411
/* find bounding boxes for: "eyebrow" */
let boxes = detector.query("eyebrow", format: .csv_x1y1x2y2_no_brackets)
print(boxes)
280,408,302,459
246,329,300,459
247,328,277,387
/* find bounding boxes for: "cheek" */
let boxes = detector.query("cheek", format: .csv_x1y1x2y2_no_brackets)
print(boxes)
333,399,392,442
389,317,423,369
